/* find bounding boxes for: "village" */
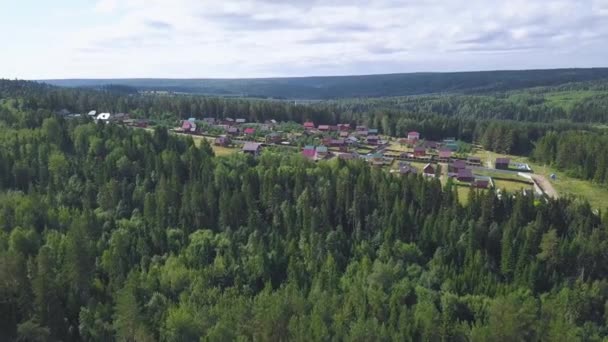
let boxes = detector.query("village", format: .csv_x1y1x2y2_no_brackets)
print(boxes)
170,116,553,200
59,109,552,200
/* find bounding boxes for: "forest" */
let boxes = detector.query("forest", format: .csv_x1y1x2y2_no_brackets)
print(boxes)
1,79,608,341
42,68,608,99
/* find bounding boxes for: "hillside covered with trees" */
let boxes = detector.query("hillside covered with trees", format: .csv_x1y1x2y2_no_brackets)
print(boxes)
42,68,608,99
1,79,608,341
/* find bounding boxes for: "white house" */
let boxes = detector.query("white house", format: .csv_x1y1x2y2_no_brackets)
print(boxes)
96,113,111,123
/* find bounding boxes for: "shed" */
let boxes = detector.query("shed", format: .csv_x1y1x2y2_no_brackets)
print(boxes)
495,158,511,170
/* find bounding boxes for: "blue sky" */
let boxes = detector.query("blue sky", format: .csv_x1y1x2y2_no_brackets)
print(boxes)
1,0,607,79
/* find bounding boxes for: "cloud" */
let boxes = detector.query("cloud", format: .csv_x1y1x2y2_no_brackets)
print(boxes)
146,20,173,30
2,0,607,78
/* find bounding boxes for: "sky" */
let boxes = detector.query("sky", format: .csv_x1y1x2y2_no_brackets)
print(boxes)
1,0,607,79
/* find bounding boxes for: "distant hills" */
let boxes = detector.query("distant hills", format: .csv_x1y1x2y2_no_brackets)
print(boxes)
41,68,608,99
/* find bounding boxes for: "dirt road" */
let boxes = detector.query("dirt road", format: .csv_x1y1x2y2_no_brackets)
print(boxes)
532,175,559,199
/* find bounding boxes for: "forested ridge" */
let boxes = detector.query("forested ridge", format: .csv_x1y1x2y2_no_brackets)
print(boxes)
1,81,608,341
41,68,608,99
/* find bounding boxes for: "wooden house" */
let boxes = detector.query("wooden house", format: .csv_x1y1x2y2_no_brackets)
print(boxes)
438,149,452,162
242,142,263,156
265,132,282,144
338,124,351,131
214,136,231,147
423,163,436,177
318,125,330,132
367,135,379,145
244,127,256,136
302,145,316,160
315,145,329,159
304,121,315,130
456,168,474,182
467,156,482,166
449,159,467,173
408,131,420,141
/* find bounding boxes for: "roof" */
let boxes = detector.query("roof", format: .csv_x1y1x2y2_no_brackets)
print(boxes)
302,146,316,158
439,150,452,158
88,110,97,116
338,153,356,160
236,118,246,123
318,125,330,130
458,168,473,178
451,159,467,168
423,163,435,172
414,146,425,152
304,121,315,127
367,135,379,140
339,131,349,137
228,127,239,133
188,117,196,122
467,156,481,161
331,139,345,145
316,145,328,153
244,128,256,134
408,131,420,136
496,158,511,164
243,142,263,152
368,128,379,134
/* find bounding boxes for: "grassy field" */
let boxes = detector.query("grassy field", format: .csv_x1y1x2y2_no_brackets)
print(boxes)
542,90,603,112
470,147,608,209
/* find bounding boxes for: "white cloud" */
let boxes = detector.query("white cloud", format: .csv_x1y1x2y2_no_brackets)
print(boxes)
2,0,607,78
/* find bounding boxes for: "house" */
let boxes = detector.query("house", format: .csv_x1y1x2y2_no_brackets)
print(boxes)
445,142,459,151
188,117,197,122
474,177,490,188
318,125,330,132
368,128,379,135
302,145,316,160
329,125,339,131
88,110,97,117
424,141,439,150
244,127,256,135
113,113,129,122
408,131,420,141
423,163,436,177
236,118,246,124
495,158,511,170
227,127,240,135
356,125,367,131
449,159,467,173
438,149,452,162
242,142,263,156
338,124,351,131
330,139,346,147
467,156,482,166
396,162,418,175
367,135,379,145
338,152,357,160
316,145,329,159
339,131,349,138
304,121,315,130
214,136,231,147
357,130,369,137
265,132,282,144
346,136,359,145
456,168,475,182
203,117,216,124
181,120,197,133
224,118,235,125
414,146,426,157
368,153,385,167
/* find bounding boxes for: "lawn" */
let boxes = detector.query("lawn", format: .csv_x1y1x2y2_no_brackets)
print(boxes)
493,179,532,193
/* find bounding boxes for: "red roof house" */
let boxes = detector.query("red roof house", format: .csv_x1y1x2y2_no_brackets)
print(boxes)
181,120,196,132
244,127,256,135
302,145,316,160
414,146,426,157
338,124,351,131
318,125,330,131
304,121,315,130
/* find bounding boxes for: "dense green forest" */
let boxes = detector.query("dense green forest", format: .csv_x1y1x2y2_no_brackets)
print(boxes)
2,80,608,341
42,68,608,99
533,131,608,185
